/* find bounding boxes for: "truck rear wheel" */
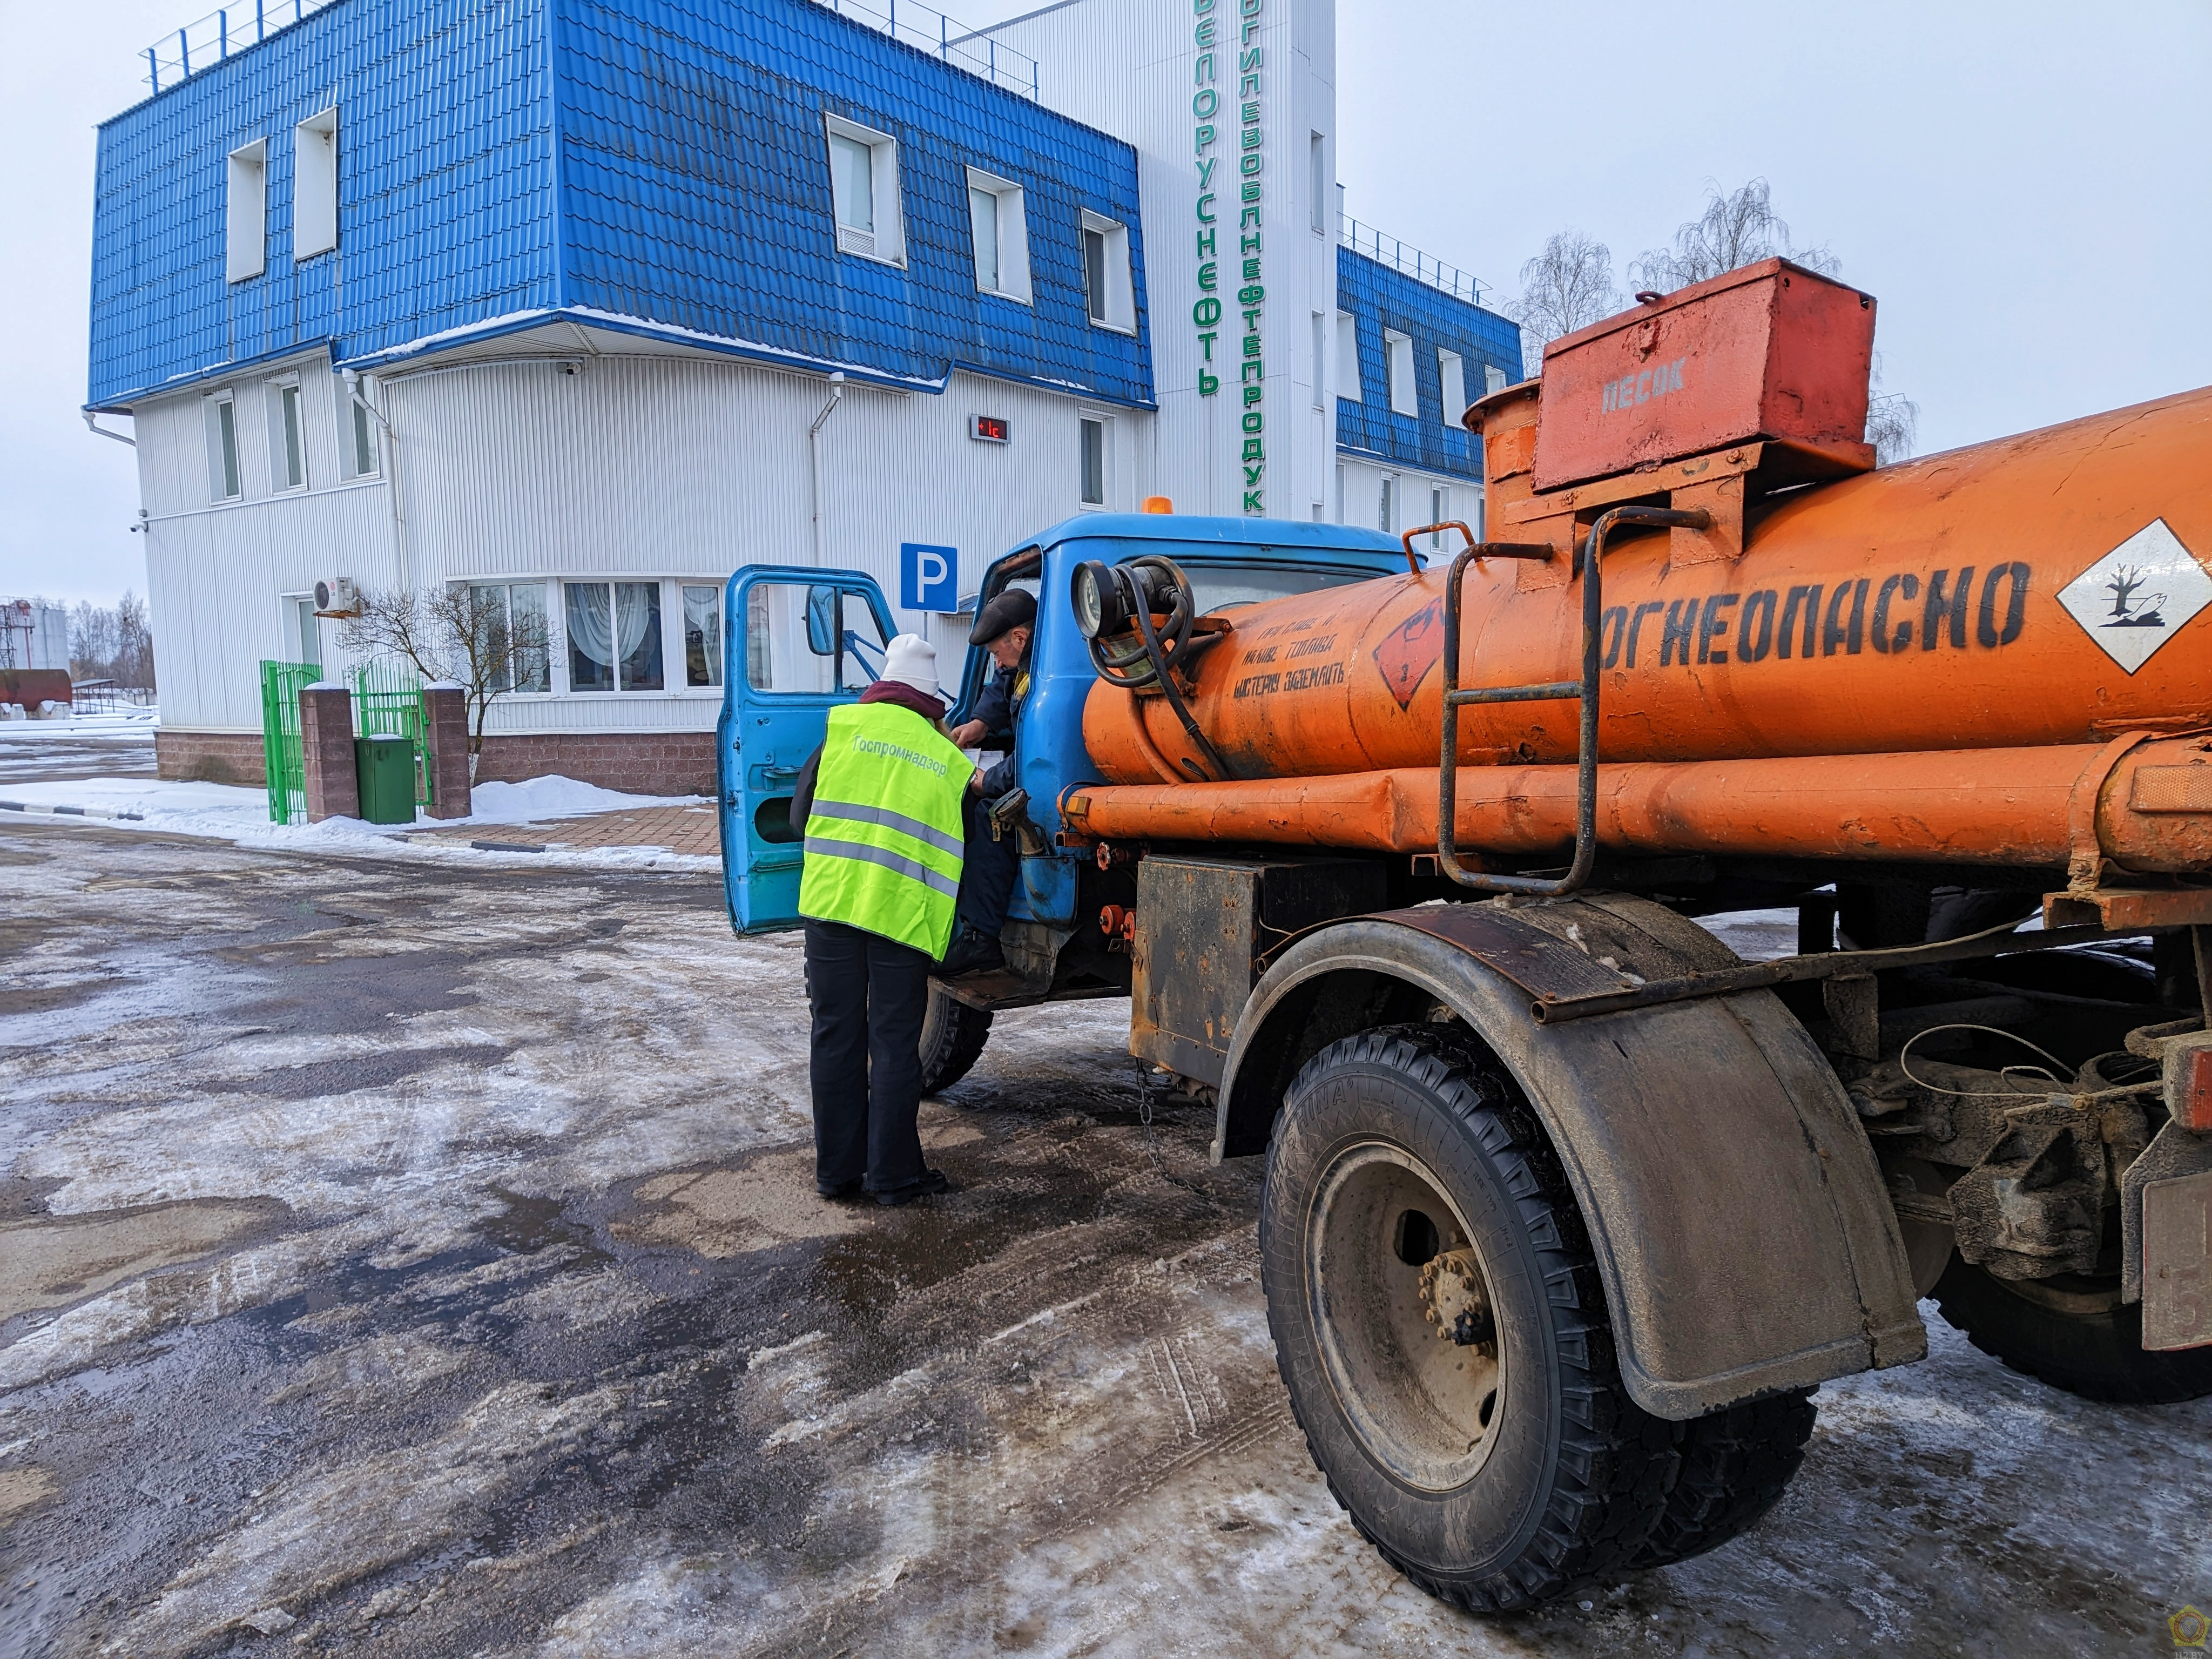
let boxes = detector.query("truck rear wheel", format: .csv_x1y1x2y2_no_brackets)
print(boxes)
1628,1389,1816,1569
918,984,993,1096
1259,1025,1677,1613
1932,1254,2212,1404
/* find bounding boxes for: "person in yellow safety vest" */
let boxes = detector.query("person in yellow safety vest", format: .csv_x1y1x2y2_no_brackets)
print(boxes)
788,633,975,1206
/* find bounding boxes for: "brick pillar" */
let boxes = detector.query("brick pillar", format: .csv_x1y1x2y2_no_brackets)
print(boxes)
423,683,472,820
300,684,359,822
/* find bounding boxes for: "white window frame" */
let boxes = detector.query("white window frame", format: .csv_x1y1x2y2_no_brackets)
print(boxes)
1484,362,1510,396
1438,349,1467,429
1385,329,1418,417
1310,312,1325,410
337,373,380,479
1335,313,1360,403
1309,132,1326,234
283,592,322,669
205,390,242,502
226,139,267,282
294,106,339,259
823,114,905,266
267,374,307,492
1078,412,1112,508
461,580,553,695
1430,486,1450,548
1379,472,1397,534
1080,211,1135,334
965,167,1031,304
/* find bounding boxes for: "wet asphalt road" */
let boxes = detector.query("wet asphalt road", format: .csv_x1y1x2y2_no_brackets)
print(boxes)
2,818,2208,1658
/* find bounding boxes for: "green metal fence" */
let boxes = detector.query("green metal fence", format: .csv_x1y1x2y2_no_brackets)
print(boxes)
259,660,316,825
350,658,433,812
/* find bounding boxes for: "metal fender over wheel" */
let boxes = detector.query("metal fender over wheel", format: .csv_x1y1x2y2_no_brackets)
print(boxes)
1259,1024,1681,1611
1223,895,1926,1418
918,984,993,1095
1933,1255,2212,1405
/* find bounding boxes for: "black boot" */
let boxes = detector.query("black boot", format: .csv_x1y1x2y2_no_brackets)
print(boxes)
937,927,1004,976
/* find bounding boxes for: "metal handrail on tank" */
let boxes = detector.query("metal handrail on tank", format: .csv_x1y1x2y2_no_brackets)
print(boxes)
1437,505,1709,896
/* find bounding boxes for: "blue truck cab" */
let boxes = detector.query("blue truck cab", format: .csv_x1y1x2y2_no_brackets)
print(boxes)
716,512,1406,1070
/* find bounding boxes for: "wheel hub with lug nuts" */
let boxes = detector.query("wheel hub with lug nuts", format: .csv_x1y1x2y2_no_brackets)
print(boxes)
1420,1248,1496,1350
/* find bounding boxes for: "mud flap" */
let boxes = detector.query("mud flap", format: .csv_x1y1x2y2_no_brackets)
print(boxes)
1218,894,1925,1420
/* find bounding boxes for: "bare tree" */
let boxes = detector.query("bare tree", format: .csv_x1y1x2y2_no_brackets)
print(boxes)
1627,178,1840,293
113,592,155,688
1865,352,1920,466
339,585,549,773
1505,230,1621,375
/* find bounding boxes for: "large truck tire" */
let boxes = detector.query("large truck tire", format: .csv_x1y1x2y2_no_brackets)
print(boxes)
918,984,993,1096
1932,1254,2212,1404
1258,1024,1678,1613
1628,1390,1816,1569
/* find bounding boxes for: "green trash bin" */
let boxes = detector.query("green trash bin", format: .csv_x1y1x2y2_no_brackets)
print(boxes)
355,734,417,825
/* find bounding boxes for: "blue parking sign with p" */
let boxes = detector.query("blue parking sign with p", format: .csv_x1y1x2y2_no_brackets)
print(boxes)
901,543,959,613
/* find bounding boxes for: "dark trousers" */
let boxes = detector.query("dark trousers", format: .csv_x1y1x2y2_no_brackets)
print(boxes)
953,792,1022,941
804,918,933,1194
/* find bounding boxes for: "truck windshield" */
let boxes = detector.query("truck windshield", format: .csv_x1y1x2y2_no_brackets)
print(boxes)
1182,562,1375,613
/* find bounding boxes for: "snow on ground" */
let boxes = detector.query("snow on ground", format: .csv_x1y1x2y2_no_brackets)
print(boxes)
0,773,715,872
0,707,158,739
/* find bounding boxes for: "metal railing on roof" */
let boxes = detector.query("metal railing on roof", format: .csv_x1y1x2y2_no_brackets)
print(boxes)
143,0,338,93
1340,215,1488,308
812,0,1040,99
141,0,1036,99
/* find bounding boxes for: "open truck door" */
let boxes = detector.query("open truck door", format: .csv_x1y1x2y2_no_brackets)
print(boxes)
717,567,896,933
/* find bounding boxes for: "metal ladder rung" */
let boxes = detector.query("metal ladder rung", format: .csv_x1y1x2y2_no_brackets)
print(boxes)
1447,682,1581,707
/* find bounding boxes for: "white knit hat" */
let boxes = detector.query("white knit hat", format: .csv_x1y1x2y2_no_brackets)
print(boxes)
879,633,940,700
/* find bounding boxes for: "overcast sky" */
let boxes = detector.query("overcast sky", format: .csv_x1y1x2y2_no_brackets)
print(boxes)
3,0,2207,608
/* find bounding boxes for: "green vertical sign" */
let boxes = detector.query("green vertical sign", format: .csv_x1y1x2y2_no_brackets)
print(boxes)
1193,0,1265,513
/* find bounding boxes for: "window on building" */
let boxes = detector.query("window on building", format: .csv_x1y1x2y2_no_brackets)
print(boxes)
1310,133,1326,233
268,377,306,491
467,583,550,693
226,140,266,282
966,168,1031,302
1385,330,1417,417
1485,362,1509,395
1336,461,1347,523
1379,473,1397,532
205,391,241,501
565,581,663,692
1431,487,1449,548
682,584,723,688
1336,313,1360,402
1080,415,1108,507
1311,313,1325,410
294,107,338,258
1081,212,1134,332
291,596,321,669
824,115,903,264
1438,349,1466,429
336,375,380,478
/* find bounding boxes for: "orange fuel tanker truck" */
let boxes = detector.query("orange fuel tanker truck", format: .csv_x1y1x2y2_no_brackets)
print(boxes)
718,258,2212,1614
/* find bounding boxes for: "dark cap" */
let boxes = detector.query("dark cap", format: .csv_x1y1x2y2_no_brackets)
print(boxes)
968,587,1037,647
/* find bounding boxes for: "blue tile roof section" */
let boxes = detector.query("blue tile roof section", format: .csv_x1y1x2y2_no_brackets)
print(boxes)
88,0,1153,411
1335,246,1523,481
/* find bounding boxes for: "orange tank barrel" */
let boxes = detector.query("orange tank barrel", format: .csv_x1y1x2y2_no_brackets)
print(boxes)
1080,385,2212,790
1060,738,2212,873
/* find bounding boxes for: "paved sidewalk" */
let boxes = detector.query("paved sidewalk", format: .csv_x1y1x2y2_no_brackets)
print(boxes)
413,802,720,856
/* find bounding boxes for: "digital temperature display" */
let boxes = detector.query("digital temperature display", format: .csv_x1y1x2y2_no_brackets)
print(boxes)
970,414,1011,443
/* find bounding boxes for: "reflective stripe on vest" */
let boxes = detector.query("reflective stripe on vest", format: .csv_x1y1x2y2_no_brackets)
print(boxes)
798,702,974,956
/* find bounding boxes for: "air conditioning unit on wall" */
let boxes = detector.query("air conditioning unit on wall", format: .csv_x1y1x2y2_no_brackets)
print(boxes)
313,577,360,617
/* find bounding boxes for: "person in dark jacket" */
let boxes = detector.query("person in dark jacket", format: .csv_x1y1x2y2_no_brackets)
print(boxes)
938,588,1034,975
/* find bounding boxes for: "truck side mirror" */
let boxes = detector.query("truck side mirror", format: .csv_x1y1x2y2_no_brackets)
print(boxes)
804,585,838,656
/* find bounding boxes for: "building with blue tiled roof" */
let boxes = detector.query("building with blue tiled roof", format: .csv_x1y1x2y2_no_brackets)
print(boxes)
89,0,1521,792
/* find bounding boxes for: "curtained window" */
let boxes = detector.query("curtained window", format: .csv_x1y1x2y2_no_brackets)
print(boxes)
683,585,723,688
564,581,664,692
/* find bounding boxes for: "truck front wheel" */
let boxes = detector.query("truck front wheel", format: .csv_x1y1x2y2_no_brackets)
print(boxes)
918,984,993,1096
1259,1025,1678,1613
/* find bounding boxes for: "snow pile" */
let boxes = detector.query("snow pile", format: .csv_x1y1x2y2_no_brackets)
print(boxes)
0,773,715,872
0,706,159,739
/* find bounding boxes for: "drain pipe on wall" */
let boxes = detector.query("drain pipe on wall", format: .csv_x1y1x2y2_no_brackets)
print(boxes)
808,372,846,567
344,369,409,591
